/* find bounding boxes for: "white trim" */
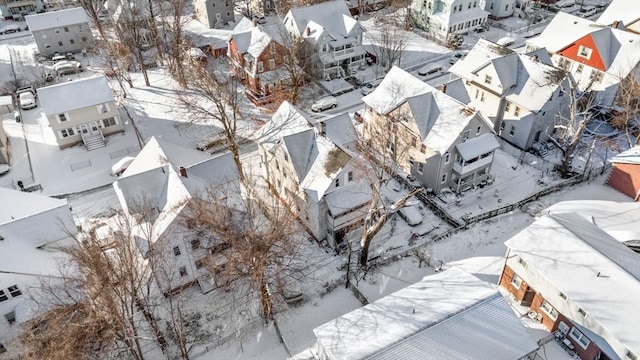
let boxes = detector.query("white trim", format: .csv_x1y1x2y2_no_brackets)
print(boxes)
569,327,590,350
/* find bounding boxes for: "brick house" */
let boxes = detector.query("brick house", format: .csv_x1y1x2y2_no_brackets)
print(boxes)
228,18,292,105
606,146,640,201
500,211,640,360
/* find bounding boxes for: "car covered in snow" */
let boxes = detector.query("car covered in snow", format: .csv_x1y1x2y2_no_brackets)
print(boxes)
361,82,378,95
448,51,468,64
418,63,443,76
311,96,338,112
398,205,423,226
111,156,135,177
19,92,37,110
497,36,516,47
54,60,83,76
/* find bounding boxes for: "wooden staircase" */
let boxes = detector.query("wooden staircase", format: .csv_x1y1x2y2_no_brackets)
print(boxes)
82,131,106,151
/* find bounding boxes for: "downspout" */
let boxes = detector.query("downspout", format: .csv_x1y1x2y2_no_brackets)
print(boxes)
497,248,511,285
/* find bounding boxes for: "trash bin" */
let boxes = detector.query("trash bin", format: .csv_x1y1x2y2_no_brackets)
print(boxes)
13,111,21,122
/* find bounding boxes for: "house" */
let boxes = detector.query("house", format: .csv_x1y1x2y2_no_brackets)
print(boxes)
411,0,489,42
228,18,292,105
596,0,640,35
283,0,366,80
484,0,515,19
306,268,539,360
525,11,640,106
193,0,234,29
606,145,640,201
448,39,571,150
362,66,500,194
500,206,640,360
0,0,44,20
0,102,9,165
25,7,95,57
37,76,123,150
113,137,241,294
0,188,77,357
256,101,369,248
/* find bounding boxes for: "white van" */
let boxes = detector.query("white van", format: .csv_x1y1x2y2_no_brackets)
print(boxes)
497,36,516,47
577,5,596,18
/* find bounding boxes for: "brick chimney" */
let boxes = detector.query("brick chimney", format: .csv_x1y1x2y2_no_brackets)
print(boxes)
439,83,446,93
179,166,187,177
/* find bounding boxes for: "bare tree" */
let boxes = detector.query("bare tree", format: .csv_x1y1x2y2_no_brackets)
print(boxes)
78,0,107,39
178,60,247,182
272,29,320,105
112,0,153,86
368,18,408,72
182,185,302,322
158,0,190,86
613,76,640,147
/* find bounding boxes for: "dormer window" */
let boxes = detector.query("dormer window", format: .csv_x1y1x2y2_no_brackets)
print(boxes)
484,75,492,84
578,45,592,60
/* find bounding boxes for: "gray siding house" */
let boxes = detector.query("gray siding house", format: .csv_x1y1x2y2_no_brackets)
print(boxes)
25,7,95,56
193,0,234,29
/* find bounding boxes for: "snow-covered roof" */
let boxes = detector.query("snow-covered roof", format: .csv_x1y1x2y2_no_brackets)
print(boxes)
37,76,114,116
324,179,371,216
450,39,566,112
255,101,315,144
596,0,640,29
609,145,640,164
526,12,597,53
505,212,640,356
0,187,68,225
456,133,500,160
441,78,470,104
25,7,89,32
314,268,539,360
183,19,231,50
546,199,640,243
364,66,479,155
230,18,284,59
285,0,362,46
318,113,357,150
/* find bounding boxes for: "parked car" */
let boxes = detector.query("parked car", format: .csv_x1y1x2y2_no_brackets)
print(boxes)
497,36,516,47
576,5,596,18
44,71,55,82
398,205,423,226
54,60,83,76
51,54,66,63
418,63,443,76
361,82,378,95
16,86,35,97
19,92,37,110
311,96,338,112
252,13,266,24
111,156,135,177
436,187,458,205
449,52,467,64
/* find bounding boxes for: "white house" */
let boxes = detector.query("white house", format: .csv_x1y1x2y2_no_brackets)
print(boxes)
412,0,489,42
0,188,76,357
25,7,95,56
596,0,640,35
113,137,241,294
307,268,540,360
484,0,514,18
283,0,366,79
448,38,570,150
256,101,369,248
362,66,500,194
500,201,640,360
37,76,124,150
525,11,640,106
0,0,44,20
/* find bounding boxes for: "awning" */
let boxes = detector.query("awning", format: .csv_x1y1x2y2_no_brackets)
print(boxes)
455,133,500,161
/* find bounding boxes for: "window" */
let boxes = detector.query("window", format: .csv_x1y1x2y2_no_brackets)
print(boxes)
480,91,485,102
576,64,584,74
444,153,450,163
348,171,353,182
103,118,116,127
475,89,479,99
420,144,426,153
490,2,494,9
484,75,492,84
7,285,21,297
283,153,288,162
441,173,447,183
58,41,63,47
559,292,568,301
97,104,108,113
0,290,7,302
499,122,506,132
191,239,201,250
509,125,515,136
269,59,275,70
45,44,51,49
417,162,424,174
195,258,206,269
4,312,15,325
335,178,340,187
578,45,592,59
539,300,558,320
60,128,75,138
179,266,187,277
626,350,638,360
173,246,181,256
577,308,587,317
58,113,67,122
505,102,511,112
81,36,87,42
511,274,522,289
569,327,590,349
270,42,276,54
590,69,604,83
411,137,417,147
462,130,470,140
257,61,264,72
64,26,69,32
514,106,521,116
505,4,508,10
473,1,476,6
476,125,481,135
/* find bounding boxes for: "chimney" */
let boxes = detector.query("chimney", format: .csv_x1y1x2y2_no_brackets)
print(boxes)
320,122,326,136
179,166,187,177
612,20,620,29
439,83,446,93
306,27,311,36
252,18,258,27
532,55,539,62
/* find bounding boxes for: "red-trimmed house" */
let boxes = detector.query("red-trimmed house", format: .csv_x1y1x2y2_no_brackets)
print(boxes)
500,211,640,360
526,11,640,106
228,18,292,106
606,146,640,201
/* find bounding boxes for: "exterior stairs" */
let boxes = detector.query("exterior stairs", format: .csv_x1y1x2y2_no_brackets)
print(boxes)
82,132,106,151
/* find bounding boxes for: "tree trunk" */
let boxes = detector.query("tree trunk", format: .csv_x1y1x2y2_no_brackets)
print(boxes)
258,273,274,323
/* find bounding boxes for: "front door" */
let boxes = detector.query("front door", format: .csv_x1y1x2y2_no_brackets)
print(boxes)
78,124,89,135
89,122,100,135
521,286,536,307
